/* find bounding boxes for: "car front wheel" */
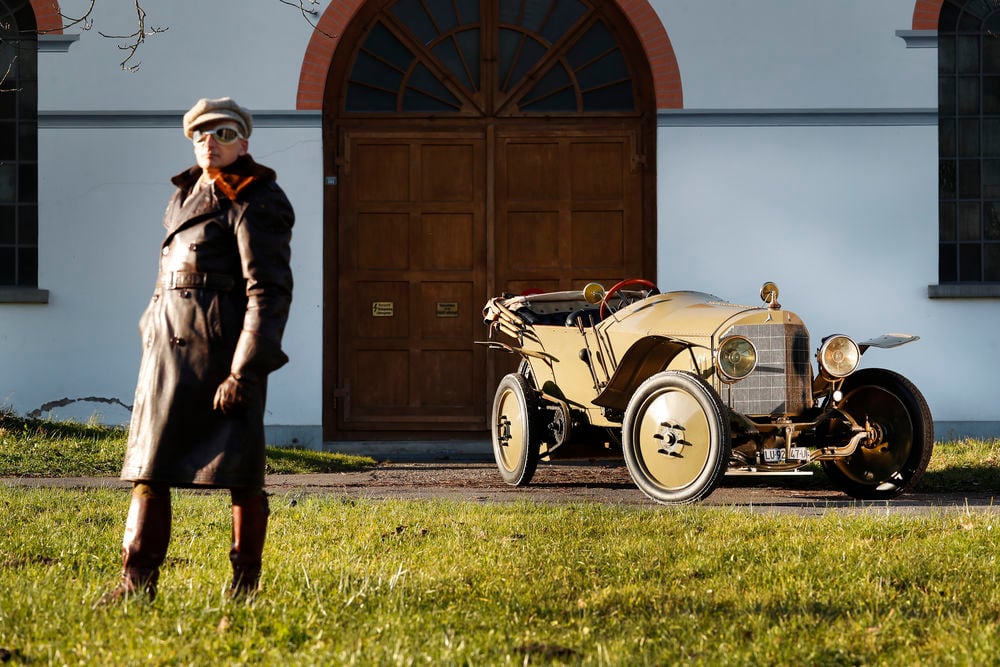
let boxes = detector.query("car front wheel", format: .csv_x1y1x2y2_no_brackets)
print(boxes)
622,371,730,504
822,368,934,500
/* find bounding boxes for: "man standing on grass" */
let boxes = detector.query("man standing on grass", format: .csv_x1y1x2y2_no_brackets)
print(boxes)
101,97,294,604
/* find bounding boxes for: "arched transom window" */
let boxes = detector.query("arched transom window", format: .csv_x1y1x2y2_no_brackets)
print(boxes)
342,0,639,115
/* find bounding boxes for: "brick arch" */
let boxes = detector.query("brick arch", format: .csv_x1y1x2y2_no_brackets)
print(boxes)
296,0,682,110
29,0,63,33
912,0,944,30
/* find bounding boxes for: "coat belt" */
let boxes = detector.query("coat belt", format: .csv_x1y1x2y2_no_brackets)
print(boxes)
158,271,237,291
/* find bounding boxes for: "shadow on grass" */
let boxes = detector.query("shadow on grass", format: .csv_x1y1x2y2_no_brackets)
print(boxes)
0,410,126,441
720,463,1000,495
1,409,375,476
917,466,1000,493
264,446,376,475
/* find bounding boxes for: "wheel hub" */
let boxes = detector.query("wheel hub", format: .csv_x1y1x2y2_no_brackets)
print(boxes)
497,416,512,446
860,420,887,450
654,421,689,457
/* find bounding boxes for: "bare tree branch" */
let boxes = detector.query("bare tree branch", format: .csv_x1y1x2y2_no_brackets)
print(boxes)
278,0,320,16
2,0,334,86
1,0,96,89
49,0,97,35
278,0,338,39
96,0,167,72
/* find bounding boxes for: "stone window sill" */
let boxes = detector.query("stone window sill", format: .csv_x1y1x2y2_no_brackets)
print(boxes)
928,284,1000,298
0,288,50,304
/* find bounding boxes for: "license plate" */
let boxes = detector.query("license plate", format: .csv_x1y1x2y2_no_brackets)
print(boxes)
762,447,810,463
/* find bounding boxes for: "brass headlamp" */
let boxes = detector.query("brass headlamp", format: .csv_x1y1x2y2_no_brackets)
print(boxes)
817,335,860,379
716,335,757,382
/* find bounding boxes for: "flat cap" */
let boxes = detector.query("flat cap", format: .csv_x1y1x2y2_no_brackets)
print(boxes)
182,97,253,139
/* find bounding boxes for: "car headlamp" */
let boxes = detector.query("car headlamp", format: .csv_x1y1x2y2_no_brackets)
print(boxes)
716,335,757,382
818,335,860,378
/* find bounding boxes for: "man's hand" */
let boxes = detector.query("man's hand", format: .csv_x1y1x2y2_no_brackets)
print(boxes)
213,374,256,414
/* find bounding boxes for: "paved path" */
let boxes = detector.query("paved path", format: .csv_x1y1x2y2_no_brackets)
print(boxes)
4,461,996,515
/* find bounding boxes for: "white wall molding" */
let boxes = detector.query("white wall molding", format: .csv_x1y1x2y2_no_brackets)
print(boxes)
896,29,937,48
658,108,937,127
38,109,322,129
37,34,80,52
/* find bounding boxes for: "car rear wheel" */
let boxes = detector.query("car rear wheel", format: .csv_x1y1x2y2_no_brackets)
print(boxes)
822,368,934,500
491,373,541,486
622,371,730,504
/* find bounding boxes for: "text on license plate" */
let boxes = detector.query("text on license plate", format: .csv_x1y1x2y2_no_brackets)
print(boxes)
762,447,810,463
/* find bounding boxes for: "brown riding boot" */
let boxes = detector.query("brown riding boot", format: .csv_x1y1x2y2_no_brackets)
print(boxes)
99,483,171,605
229,489,269,599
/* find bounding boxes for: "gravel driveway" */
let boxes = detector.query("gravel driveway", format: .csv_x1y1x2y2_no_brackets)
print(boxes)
6,460,995,515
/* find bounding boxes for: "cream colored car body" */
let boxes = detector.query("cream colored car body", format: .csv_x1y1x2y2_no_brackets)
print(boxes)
486,288,807,427
482,281,932,504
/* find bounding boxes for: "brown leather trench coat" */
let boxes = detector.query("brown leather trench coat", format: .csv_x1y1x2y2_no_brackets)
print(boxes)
121,155,293,489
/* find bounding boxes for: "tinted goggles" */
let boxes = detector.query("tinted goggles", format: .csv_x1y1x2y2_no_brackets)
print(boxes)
192,126,243,144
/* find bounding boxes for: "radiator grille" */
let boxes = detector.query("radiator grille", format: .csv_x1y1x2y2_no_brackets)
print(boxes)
726,322,812,416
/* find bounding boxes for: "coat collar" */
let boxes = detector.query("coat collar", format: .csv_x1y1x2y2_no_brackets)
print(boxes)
172,154,276,203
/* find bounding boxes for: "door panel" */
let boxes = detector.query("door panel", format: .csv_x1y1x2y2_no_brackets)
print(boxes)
338,131,487,431
570,142,626,200
419,214,475,269
336,126,644,435
324,0,656,440
356,144,410,201
357,213,409,269
572,211,625,268
507,211,562,270
495,129,644,295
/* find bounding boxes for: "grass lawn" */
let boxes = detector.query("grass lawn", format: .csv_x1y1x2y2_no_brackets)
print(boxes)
0,411,998,665
1,489,998,665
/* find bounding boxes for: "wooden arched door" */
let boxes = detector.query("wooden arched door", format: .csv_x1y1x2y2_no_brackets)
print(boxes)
323,0,656,439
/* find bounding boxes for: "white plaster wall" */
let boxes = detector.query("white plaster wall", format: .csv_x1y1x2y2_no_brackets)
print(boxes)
654,0,936,109
0,0,328,430
656,123,994,429
650,0,990,432
0,125,323,427
5,0,991,438
41,0,321,110
257,130,325,429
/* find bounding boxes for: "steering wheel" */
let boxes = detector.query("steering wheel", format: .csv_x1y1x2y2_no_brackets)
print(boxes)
599,278,659,319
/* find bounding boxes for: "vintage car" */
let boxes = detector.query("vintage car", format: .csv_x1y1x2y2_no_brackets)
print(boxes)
481,279,933,504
